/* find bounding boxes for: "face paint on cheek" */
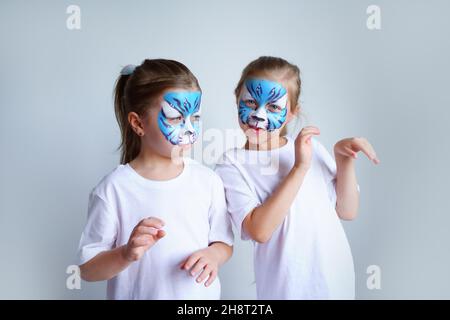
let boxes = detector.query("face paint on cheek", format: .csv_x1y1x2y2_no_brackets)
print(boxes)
157,91,202,145
238,78,288,132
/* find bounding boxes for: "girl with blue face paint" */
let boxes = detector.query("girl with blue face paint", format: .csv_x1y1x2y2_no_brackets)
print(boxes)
238,78,289,132
158,91,202,145
77,59,233,300
215,56,380,299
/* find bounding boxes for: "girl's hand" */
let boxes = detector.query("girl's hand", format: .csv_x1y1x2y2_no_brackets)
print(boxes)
294,126,321,170
180,246,220,287
334,137,380,164
122,217,166,262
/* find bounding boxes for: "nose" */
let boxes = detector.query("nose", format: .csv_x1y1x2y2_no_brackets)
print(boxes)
250,114,265,122
252,106,267,122
184,117,195,133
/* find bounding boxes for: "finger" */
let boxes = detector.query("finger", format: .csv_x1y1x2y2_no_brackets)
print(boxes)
357,141,378,164
300,129,320,139
130,235,153,247
196,266,212,284
299,127,320,137
139,217,165,229
297,130,319,141
181,253,201,271
301,132,320,143
156,229,166,239
362,141,380,164
301,126,320,133
344,146,358,159
190,259,207,277
135,226,159,236
301,132,320,144
205,270,217,287
147,230,165,246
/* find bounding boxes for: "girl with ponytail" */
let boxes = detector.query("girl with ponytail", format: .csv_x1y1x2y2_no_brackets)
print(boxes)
77,59,233,300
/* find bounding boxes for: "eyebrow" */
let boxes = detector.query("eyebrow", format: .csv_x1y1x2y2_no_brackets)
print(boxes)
266,87,286,103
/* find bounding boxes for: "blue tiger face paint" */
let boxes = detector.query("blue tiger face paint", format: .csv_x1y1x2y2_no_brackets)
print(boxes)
158,91,202,145
238,78,288,132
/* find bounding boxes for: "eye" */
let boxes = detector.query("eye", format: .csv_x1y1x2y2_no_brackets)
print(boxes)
191,114,201,122
244,99,257,108
167,116,184,125
267,104,282,112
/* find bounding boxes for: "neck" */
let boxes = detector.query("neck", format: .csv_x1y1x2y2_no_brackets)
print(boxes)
129,145,184,180
246,135,287,151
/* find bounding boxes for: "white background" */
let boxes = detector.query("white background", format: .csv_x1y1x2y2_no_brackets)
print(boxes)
1,0,449,299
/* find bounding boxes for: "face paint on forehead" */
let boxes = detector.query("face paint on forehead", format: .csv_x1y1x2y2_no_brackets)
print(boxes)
157,91,202,145
238,78,288,132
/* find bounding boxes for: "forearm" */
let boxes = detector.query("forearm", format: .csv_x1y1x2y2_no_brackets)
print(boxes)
335,154,359,220
79,245,132,282
244,166,308,243
208,242,233,266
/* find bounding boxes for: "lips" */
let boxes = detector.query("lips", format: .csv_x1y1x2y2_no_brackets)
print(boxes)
248,119,266,130
248,124,265,134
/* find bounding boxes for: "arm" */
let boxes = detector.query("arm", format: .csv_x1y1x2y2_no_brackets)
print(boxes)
243,126,320,243
335,155,359,220
334,137,380,220
79,245,131,282
79,217,166,282
243,167,308,243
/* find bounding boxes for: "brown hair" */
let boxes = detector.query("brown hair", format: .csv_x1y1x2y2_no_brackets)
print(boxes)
114,59,201,164
234,56,301,135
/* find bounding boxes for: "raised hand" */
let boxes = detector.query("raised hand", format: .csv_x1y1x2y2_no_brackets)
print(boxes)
294,126,321,170
334,137,380,164
123,217,166,262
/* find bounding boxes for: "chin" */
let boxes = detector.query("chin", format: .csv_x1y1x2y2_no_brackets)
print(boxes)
167,143,193,160
178,143,193,152
242,125,269,145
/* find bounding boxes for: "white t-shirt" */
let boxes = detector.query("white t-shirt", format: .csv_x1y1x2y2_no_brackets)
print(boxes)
77,158,234,300
215,136,355,299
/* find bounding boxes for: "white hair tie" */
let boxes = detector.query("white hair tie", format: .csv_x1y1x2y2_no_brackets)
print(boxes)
120,64,136,76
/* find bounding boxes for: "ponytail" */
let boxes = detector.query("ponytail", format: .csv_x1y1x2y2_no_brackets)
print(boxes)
114,72,141,164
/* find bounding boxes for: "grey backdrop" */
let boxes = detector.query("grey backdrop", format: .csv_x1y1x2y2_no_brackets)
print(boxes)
1,0,449,299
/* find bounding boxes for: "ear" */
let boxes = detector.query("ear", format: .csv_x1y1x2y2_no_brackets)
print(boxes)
286,103,300,122
128,112,144,136
292,103,300,116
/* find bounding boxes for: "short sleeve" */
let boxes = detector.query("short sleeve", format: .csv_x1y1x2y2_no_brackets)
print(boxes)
207,174,234,246
215,154,260,241
77,192,118,265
